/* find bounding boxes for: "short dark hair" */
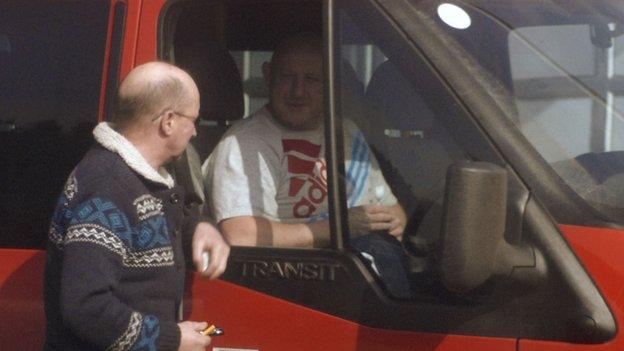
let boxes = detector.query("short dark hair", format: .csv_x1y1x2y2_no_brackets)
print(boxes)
271,32,323,67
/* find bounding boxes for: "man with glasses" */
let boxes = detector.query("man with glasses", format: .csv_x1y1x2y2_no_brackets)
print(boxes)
44,61,229,351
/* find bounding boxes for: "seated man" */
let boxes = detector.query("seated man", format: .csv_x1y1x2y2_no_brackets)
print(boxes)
203,32,411,298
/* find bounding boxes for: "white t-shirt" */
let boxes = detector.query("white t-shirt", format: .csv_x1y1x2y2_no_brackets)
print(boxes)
202,106,397,224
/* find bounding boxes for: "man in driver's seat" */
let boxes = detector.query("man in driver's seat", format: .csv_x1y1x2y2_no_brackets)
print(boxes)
202,32,412,298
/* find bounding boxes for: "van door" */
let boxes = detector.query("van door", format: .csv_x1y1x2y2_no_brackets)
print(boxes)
160,0,615,350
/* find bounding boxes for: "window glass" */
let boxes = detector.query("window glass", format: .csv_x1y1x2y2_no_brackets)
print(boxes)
338,10,468,298
231,50,271,116
168,1,330,249
508,23,624,212
401,0,624,219
0,1,109,248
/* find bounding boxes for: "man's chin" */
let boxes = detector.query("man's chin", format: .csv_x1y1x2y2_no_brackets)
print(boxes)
285,114,323,131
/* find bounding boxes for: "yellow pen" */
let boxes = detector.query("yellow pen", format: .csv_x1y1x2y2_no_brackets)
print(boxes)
200,324,224,336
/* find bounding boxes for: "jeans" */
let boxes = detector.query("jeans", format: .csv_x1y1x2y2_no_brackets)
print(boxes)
350,232,413,299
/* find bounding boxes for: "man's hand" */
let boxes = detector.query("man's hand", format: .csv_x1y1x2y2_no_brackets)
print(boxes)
192,222,230,279
178,321,211,351
347,204,406,240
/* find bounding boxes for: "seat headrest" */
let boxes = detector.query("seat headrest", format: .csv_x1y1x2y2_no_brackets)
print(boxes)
175,42,244,125
365,60,435,131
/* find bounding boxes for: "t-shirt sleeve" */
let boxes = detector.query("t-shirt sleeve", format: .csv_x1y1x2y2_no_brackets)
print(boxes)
203,131,280,223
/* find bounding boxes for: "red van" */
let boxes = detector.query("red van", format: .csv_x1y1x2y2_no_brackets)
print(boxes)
2,0,624,350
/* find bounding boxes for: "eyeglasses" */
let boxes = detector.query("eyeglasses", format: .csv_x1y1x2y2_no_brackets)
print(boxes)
151,109,200,128
173,111,200,128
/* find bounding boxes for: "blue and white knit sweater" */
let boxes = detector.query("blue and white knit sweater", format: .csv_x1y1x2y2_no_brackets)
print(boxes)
44,123,199,351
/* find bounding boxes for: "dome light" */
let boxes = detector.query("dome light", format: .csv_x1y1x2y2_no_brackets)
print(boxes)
437,3,471,30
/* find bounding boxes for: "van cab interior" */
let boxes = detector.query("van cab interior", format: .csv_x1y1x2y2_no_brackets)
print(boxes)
3,1,624,350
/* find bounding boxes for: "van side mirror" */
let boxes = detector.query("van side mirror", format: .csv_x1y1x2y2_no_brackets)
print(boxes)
438,161,541,293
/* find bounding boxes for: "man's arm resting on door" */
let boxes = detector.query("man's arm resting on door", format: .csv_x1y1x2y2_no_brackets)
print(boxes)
219,215,331,248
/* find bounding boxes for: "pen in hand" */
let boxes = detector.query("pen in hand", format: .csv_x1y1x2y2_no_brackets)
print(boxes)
200,324,224,336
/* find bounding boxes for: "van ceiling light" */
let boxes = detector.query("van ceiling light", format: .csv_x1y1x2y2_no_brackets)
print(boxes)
437,3,471,30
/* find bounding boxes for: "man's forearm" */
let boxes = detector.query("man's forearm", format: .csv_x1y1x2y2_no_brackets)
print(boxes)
220,216,331,248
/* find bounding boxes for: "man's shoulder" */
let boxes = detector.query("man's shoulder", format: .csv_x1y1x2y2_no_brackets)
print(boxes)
72,146,138,196
227,107,276,134
216,107,282,150
343,118,363,136
78,146,127,177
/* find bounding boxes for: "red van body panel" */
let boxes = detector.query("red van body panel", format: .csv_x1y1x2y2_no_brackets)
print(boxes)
0,248,516,351
185,278,516,351
5,222,623,351
133,0,164,68
518,225,624,351
119,3,516,349
118,0,142,81
0,250,46,351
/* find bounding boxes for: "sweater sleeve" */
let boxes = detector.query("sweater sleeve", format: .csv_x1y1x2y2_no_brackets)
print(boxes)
60,197,180,351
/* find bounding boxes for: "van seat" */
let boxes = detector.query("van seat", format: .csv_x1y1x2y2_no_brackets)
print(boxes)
364,61,455,218
175,41,245,162
171,41,244,214
364,60,463,269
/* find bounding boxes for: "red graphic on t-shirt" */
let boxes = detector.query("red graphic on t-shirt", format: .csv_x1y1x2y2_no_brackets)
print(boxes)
283,139,327,218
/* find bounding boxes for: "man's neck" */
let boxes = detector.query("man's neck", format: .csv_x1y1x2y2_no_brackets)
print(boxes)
123,131,167,170
265,104,323,132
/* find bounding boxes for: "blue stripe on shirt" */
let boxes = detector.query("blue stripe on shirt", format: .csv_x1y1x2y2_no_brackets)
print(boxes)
347,132,371,207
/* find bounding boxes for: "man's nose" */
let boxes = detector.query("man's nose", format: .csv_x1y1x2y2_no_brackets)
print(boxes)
290,76,305,97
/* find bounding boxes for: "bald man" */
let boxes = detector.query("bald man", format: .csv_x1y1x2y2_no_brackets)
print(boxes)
203,34,411,298
44,62,229,351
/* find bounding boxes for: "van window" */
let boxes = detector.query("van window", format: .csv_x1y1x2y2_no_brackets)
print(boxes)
0,1,110,248
508,23,624,214
230,50,271,116
338,10,469,298
390,0,624,222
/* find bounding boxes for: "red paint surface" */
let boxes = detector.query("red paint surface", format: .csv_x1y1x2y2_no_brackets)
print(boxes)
186,277,516,351
97,1,118,122
119,0,142,79
0,249,46,350
0,2,516,348
134,0,165,67
0,247,515,351
519,224,624,351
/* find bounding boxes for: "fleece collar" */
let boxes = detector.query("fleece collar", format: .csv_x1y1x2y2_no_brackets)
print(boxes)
93,122,174,189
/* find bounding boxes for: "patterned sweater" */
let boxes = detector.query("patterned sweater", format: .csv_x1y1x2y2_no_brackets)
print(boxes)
44,123,199,351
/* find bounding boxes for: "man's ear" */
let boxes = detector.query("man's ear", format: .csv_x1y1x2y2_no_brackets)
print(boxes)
262,61,272,87
159,110,176,136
